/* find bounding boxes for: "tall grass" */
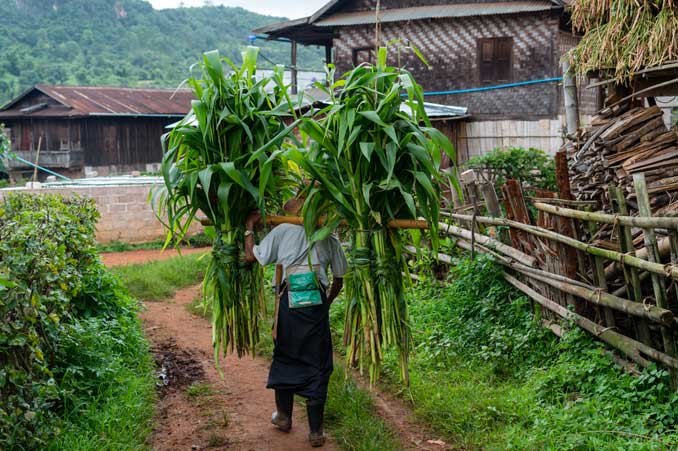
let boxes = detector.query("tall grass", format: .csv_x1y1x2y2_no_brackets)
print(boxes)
112,252,208,301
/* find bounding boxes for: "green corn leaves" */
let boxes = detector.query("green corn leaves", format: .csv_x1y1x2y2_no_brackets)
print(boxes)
155,48,295,361
155,46,460,385
290,47,459,384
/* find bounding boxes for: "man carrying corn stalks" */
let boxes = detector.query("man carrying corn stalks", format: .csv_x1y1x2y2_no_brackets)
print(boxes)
244,198,347,447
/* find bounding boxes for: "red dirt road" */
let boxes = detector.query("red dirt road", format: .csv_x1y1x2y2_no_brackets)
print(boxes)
141,285,338,451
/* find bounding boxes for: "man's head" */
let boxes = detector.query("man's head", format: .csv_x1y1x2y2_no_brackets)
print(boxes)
283,195,305,216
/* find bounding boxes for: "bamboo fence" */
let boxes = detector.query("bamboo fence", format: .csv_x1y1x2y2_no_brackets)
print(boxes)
435,168,678,389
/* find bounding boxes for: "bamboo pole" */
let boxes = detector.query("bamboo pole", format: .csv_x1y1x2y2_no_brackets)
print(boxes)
534,202,678,229
527,197,600,207
438,222,537,267
592,250,616,328
504,274,678,370
562,60,580,136
633,173,678,389
604,236,672,279
609,185,651,346
427,241,673,325
512,267,673,326
448,213,678,281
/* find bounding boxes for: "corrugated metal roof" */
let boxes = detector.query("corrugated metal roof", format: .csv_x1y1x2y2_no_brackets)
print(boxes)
315,1,557,26
402,102,468,118
0,85,193,118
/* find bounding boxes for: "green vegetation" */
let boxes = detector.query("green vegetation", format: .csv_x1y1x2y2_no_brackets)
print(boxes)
290,45,458,383
467,146,556,191
0,193,154,450
96,231,212,253
112,252,208,301
375,255,678,451
0,0,323,104
325,365,404,451
0,125,11,183
158,48,297,359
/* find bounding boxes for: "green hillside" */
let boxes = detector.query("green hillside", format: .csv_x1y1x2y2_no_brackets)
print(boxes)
0,0,324,104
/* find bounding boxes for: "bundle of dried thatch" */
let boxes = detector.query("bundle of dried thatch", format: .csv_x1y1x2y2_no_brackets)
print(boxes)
568,1,678,80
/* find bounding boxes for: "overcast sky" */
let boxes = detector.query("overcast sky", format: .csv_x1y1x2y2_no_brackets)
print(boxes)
147,0,328,19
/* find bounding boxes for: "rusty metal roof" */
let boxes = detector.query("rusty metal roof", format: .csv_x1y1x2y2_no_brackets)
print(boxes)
315,1,558,26
0,85,194,118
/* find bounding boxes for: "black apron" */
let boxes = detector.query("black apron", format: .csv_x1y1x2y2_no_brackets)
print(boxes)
266,284,333,401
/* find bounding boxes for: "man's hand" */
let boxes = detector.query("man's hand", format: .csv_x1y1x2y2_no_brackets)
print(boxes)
326,277,343,305
246,210,262,230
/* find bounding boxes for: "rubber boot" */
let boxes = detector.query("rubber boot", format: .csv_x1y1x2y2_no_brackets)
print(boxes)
271,389,293,432
306,398,326,447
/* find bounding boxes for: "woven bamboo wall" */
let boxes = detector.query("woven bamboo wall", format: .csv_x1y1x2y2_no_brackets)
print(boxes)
333,11,562,119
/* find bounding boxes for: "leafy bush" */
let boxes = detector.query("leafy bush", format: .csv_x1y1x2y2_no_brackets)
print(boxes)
467,146,556,191
0,124,11,179
0,193,152,450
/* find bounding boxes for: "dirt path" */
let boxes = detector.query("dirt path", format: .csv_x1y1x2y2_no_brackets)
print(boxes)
105,248,451,451
141,284,338,451
100,247,209,267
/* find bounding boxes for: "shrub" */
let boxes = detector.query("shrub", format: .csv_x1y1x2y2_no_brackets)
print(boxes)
0,193,141,449
467,146,556,191
0,125,11,182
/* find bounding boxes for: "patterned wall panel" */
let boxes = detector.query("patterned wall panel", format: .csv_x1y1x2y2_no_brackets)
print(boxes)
332,11,563,118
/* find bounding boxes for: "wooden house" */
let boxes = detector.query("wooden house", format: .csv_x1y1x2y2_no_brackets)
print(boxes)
254,0,598,162
0,85,193,178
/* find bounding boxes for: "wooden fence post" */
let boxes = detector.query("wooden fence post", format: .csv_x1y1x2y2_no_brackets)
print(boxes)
479,181,507,242
633,173,678,389
504,179,534,255
555,151,586,315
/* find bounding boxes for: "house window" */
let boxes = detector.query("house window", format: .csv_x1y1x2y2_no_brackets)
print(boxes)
352,47,375,66
478,37,513,84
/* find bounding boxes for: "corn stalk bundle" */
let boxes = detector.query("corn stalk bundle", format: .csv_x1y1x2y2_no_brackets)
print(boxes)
156,48,295,361
287,47,459,384
568,0,678,80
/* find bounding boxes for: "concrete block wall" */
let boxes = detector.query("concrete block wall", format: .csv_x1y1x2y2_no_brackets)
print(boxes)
0,184,202,244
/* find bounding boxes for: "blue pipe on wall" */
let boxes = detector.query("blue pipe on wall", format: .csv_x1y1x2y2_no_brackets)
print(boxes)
420,77,564,96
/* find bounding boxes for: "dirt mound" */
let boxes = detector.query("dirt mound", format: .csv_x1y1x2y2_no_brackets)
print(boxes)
153,338,205,396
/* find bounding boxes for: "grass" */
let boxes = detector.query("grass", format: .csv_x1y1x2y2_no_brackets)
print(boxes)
97,232,212,253
186,382,214,399
325,365,404,451
372,255,678,451
112,252,209,301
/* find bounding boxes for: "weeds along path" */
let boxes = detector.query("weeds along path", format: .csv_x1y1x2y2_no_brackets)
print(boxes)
141,284,339,451
101,247,208,267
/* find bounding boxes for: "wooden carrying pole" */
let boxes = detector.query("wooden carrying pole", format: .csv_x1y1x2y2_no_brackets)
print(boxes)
200,216,429,230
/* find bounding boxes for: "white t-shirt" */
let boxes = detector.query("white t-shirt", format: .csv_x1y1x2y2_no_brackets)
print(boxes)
253,223,348,288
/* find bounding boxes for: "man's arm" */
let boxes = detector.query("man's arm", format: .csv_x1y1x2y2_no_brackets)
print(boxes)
243,211,262,264
326,277,343,305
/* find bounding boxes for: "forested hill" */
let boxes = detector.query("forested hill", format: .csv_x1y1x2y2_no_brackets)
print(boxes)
0,0,324,104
